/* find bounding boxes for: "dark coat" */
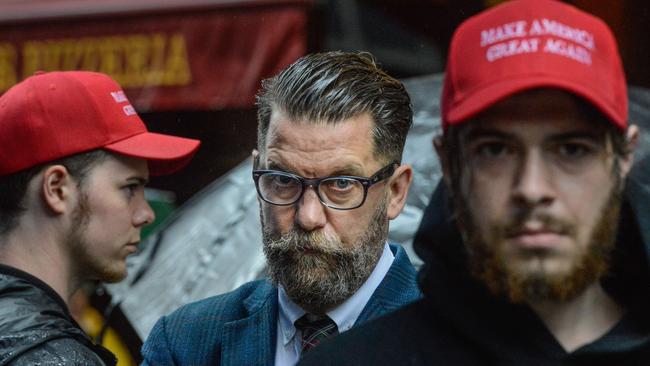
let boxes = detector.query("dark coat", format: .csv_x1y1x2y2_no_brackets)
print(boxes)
0,265,116,366
140,244,421,366
299,179,650,366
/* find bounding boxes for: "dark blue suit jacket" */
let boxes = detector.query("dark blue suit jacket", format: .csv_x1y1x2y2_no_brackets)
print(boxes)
141,244,421,366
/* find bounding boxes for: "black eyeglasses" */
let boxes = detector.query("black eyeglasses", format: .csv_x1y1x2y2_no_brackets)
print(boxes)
252,162,398,210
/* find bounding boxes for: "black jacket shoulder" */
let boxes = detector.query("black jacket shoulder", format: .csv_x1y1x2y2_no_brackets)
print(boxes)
0,265,116,366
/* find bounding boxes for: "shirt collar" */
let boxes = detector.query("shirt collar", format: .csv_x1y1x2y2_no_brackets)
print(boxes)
277,242,395,346
278,285,306,346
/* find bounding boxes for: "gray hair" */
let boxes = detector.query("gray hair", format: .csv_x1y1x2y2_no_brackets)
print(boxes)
256,51,413,163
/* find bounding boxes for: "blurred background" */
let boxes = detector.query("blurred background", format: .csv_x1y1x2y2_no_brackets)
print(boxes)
2,0,649,205
1,0,649,364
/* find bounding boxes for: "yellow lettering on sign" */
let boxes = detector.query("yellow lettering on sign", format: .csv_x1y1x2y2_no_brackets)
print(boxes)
163,34,191,86
97,36,122,77
21,33,193,88
0,43,17,91
123,35,150,87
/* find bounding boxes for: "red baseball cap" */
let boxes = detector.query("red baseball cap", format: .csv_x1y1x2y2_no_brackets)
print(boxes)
0,71,200,176
442,0,627,131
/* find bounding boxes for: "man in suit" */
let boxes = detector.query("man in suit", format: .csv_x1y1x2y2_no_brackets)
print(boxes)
141,51,421,365
0,71,200,365
299,1,650,365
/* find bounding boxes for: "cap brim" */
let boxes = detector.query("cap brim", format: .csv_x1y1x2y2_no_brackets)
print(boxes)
104,132,200,175
446,76,626,130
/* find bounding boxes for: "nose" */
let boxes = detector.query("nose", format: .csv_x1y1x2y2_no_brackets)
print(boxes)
512,150,555,207
295,186,327,231
134,197,156,227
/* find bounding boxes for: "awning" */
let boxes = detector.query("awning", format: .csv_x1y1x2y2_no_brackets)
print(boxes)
0,0,312,111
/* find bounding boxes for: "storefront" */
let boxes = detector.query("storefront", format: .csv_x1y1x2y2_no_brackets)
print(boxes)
0,0,316,203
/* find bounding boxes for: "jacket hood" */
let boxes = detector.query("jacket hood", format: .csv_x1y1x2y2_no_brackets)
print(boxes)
413,178,650,363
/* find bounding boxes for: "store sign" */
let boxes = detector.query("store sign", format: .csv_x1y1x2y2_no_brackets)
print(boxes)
1,33,191,90
0,3,309,111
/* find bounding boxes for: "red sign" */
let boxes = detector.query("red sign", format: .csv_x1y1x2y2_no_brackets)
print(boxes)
0,1,310,111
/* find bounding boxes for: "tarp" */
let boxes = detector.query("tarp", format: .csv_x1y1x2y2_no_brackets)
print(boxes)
106,74,444,338
107,73,650,338
0,0,311,111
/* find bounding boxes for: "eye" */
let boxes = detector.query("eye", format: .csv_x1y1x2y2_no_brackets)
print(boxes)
475,142,511,158
122,184,138,198
332,179,353,191
321,178,359,199
557,142,592,158
272,174,295,187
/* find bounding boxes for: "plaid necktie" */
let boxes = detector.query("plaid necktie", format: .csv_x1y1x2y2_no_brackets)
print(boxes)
294,313,339,354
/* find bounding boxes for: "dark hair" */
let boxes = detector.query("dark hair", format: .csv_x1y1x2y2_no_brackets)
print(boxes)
256,51,413,163
0,149,109,236
439,91,630,199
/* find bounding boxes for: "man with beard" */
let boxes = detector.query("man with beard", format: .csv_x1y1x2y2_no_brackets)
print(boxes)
140,51,421,365
0,71,200,365
299,1,650,365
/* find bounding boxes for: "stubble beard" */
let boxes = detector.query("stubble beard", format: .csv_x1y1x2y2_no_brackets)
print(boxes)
454,183,622,304
262,198,389,314
66,192,126,284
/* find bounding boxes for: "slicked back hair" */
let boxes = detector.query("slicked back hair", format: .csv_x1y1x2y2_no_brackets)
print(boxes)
0,149,109,236
256,51,413,164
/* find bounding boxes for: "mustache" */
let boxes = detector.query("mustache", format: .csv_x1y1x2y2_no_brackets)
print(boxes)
264,227,344,254
500,211,576,238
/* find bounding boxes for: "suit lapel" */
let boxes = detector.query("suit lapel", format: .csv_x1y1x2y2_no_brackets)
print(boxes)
221,283,278,366
220,245,418,364
356,244,420,324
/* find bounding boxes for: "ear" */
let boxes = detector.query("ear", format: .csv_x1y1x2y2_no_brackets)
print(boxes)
387,164,413,220
41,165,76,215
619,124,639,180
433,135,452,188
252,149,260,168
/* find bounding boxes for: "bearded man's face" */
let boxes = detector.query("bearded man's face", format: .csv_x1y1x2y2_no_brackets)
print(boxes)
449,90,629,303
258,112,401,314
262,197,388,314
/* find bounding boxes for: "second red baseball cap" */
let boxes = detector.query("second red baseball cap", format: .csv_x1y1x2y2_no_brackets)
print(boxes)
0,71,200,176
441,0,627,131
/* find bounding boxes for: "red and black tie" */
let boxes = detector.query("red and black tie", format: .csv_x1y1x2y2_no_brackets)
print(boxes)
294,313,339,354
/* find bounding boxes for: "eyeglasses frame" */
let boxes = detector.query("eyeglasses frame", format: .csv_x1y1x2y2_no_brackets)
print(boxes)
252,161,398,210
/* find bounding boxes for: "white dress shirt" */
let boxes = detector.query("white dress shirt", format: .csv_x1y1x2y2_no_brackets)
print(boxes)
274,242,395,366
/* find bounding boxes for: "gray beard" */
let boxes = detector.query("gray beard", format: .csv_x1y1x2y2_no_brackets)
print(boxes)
262,199,388,314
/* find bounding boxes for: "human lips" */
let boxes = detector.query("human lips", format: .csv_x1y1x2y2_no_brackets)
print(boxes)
300,247,321,255
125,242,140,254
509,231,563,248
505,223,569,250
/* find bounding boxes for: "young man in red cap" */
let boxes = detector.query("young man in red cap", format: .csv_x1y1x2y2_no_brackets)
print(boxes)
299,1,650,364
0,71,200,365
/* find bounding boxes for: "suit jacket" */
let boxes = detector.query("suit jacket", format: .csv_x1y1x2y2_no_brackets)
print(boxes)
141,244,420,366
